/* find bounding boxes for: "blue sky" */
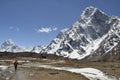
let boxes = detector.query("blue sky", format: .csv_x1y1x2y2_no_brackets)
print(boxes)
0,0,120,47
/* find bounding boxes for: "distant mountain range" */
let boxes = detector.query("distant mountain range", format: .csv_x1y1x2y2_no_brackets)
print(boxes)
0,39,25,52
1,6,120,61
0,39,46,53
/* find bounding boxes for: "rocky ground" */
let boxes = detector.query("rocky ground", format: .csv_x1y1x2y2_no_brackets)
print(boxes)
0,58,88,80
0,67,88,80
0,57,120,80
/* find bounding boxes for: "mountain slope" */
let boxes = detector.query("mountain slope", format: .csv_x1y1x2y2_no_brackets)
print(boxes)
31,45,46,53
45,6,120,60
84,16,120,61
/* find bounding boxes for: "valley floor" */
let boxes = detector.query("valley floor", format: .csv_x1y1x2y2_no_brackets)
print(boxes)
0,57,120,80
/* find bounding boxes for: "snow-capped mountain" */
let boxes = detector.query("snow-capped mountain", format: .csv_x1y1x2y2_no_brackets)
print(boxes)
85,16,120,61
31,45,46,53
0,39,46,53
24,46,33,52
0,39,25,52
44,6,120,60
1,6,120,61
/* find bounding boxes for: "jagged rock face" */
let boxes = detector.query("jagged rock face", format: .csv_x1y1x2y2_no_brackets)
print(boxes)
85,17,120,61
45,6,120,60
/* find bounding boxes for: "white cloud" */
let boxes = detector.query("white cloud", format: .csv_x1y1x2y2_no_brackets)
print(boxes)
9,26,20,32
38,27,52,33
37,27,58,33
53,27,57,31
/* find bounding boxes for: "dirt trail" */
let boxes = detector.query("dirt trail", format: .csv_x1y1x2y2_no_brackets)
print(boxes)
9,62,88,80
2,66,28,80
14,70,27,80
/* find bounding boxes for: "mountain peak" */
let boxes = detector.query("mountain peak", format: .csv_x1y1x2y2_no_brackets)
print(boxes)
2,39,15,47
85,6,97,11
5,39,15,45
80,6,97,18
80,6,108,22
45,6,120,60
86,6,96,10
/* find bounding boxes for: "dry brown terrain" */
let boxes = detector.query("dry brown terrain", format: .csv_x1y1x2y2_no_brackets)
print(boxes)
51,60,120,78
0,58,89,80
1,68,88,80
0,56,120,80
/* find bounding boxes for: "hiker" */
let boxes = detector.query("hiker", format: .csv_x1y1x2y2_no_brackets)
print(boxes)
13,60,19,71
